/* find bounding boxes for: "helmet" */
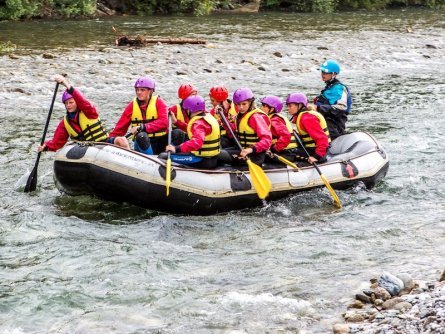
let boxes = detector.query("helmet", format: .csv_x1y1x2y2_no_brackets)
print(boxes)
62,91,73,103
261,95,283,113
183,95,206,113
134,76,156,90
233,87,254,104
286,92,308,107
320,59,340,74
178,83,197,100
209,86,229,102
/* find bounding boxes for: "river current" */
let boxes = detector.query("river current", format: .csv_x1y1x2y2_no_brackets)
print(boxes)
0,10,444,333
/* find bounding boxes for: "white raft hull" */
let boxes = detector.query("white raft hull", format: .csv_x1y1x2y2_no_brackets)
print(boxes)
53,132,389,214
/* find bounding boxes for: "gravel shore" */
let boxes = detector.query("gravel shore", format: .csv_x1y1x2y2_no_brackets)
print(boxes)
333,269,445,334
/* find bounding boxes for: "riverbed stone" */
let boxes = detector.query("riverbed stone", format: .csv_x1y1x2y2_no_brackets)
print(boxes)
355,293,371,303
381,297,405,309
378,271,404,296
348,299,364,309
374,287,392,301
397,273,415,294
393,301,413,311
42,53,56,59
332,323,349,334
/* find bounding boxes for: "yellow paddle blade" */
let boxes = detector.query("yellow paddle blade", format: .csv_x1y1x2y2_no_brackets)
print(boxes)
276,155,300,170
165,159,172,196
247,159,272,200
320,174,342,208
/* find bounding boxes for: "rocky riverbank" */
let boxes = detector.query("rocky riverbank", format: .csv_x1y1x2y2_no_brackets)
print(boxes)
333,269,445,334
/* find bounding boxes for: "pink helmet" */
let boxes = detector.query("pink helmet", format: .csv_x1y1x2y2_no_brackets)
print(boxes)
134,76,156,91
286,92,308,107
233,87,254,104
261,95,283,113
62,91,73,103
183,95,206,113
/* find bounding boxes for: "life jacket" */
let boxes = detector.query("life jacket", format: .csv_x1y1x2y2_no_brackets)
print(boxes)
173,103,187,128
296,110,331,148
318,79,352,114
130,96,167,138
269,113,297,150
63,111,108,142
186,113,221,157
236,108,270,148
214,102,237,136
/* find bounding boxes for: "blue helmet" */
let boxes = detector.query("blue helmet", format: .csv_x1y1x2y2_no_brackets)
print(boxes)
320,59,340,74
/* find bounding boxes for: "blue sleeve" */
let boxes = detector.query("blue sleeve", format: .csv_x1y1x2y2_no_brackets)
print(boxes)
317,84,348,117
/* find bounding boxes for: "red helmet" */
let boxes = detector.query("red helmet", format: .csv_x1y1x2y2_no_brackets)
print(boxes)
178,83,197,100
209,86,229,102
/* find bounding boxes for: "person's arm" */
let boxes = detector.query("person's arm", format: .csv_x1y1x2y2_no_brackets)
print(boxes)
108,103,133,138
175,120,208,153
270,116,291,152
71,88,99,118
300,114,329,159
143,97,168,134
250,113,272,153
317,84,348,117
41,120,69,152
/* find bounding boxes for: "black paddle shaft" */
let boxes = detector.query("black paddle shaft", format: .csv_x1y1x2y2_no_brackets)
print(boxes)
217,107,243,151
292,129,323,175
167,112,173,158
24,82,60,193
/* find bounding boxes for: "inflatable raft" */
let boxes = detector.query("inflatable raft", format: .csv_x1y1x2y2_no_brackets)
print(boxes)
53,131,389,215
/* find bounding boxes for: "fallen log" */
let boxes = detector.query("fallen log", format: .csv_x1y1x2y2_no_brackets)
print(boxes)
115,36,206,46
112,26,206,46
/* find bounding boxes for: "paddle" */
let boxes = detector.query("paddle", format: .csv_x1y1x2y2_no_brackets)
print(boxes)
24,82,60,193
292,129,342,208
272,153,300,171
217,107,271,200
165,113,173,196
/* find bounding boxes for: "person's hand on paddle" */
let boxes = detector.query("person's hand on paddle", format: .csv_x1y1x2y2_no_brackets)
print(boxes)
37,144,47,152
266,150,275,159
169,111,177,124
239,147,253,159
53,74,71,90
130,124,144,136
307,156,318,164
166,144,176,153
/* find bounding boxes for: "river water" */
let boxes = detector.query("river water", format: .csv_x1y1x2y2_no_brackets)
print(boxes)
1,9,444,333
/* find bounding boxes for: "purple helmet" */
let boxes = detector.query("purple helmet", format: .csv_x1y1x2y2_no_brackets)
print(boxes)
233,87,254,104
261,95,283,113
183,95,206,113
286,92,308,107
62,91,73,103
134,76,156,90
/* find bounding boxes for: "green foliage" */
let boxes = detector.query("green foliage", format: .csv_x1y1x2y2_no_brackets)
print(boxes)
312,0,338,12
261,0,445,11
52,0,96,17
426,0,445,8
0,0,96,20
0,40,17,52
0,0,443,19
0,0,39,20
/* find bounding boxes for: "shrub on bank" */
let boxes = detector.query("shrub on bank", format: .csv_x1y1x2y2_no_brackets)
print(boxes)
0,0,444,20
0,0,96,20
